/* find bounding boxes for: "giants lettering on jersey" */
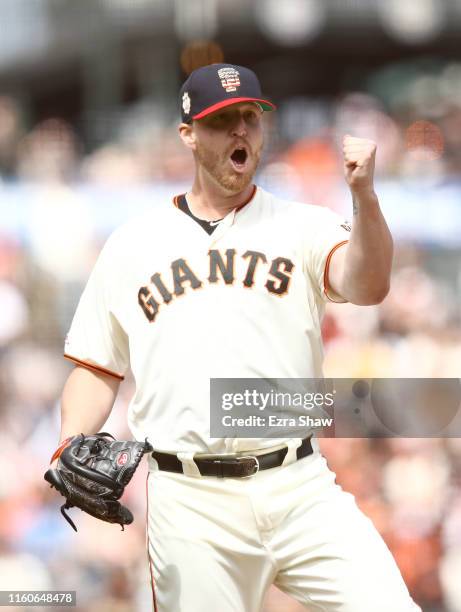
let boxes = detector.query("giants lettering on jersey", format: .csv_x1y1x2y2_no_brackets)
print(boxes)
138,248,294,322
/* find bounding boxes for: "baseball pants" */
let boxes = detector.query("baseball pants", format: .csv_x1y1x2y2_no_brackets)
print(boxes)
146,446,421,612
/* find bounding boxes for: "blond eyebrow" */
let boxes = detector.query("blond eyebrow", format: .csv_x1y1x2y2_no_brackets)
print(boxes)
240,103,262,113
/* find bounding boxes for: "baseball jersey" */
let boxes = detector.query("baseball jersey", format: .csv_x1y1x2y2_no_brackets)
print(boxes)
64,186,350,454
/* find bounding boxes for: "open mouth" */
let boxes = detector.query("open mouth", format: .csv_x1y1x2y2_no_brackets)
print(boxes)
230,147,248,170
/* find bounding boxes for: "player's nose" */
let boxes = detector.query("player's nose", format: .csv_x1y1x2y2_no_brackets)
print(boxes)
231,113,247,137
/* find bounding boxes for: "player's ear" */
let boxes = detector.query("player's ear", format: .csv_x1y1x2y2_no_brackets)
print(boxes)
178,122,196,151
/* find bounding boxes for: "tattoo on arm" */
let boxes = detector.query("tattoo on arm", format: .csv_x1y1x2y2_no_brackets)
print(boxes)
352,197,358,216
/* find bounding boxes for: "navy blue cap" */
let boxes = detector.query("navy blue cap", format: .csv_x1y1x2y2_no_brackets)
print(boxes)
179,63,276,123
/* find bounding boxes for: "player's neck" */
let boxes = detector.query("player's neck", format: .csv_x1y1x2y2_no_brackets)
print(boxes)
187,177,255,221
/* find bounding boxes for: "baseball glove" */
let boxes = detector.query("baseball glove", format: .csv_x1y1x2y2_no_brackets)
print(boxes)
44,432,152,531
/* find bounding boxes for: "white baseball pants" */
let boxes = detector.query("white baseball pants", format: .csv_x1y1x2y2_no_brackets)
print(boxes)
146,448,421,612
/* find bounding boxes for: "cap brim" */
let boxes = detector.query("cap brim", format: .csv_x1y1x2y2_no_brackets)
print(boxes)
192,97,276,120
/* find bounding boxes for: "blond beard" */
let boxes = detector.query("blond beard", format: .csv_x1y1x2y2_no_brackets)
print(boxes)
195,141,260,193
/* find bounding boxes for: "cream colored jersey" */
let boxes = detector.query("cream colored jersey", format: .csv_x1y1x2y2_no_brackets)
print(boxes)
64,186,350,454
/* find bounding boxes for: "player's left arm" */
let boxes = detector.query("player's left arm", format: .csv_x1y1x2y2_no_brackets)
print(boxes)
328,135,393,305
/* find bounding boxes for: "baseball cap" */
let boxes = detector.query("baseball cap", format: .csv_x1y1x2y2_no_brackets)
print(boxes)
179,63,276,123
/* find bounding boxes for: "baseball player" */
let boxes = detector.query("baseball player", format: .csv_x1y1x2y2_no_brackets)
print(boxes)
55,64,421,611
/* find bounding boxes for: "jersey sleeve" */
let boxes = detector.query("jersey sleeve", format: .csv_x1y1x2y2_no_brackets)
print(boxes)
303,206,351,303
64,237,129,380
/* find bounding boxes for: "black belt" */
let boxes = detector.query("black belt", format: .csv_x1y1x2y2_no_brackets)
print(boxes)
152,437,313,478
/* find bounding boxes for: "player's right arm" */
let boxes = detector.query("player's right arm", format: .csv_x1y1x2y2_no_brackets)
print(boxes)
49,234,129,470
59,366,120,442
58,232,128,448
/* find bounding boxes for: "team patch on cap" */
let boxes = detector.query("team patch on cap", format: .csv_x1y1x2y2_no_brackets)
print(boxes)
218,67,241,93
182,92,191,115
179,63,276,122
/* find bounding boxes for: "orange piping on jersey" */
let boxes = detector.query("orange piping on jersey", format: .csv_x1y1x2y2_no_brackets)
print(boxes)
172,185,257,213
323,240,349,303
146,472,159,612
63,354,125,381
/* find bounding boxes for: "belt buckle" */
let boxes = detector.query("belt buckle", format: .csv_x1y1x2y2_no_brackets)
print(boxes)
236,455,259,478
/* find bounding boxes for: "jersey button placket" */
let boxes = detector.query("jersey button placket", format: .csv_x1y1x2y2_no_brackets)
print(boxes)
208,209,236,246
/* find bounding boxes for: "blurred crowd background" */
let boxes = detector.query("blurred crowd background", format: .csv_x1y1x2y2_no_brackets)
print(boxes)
0,0,461,610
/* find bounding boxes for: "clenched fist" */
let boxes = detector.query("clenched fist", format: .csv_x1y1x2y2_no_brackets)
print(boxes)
343,135,377,195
